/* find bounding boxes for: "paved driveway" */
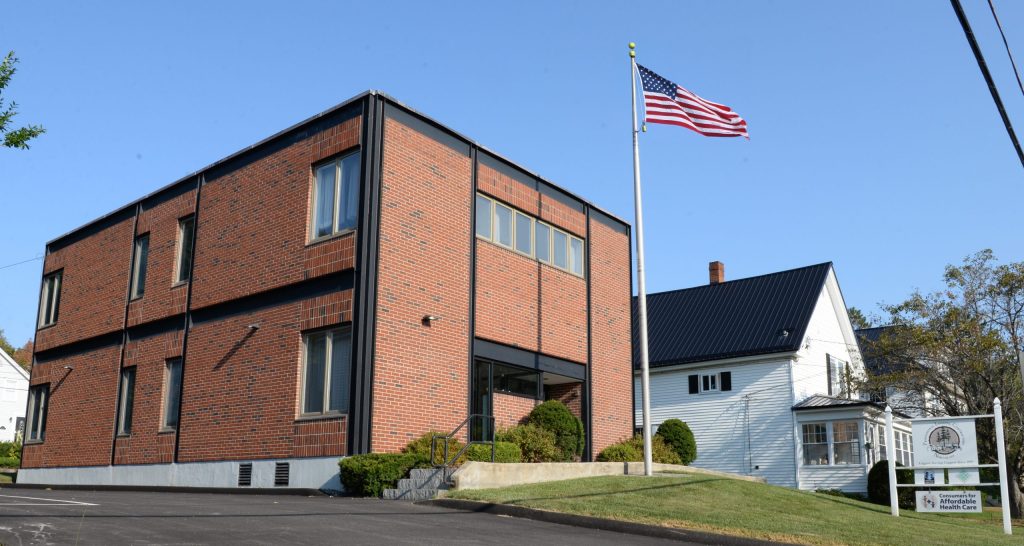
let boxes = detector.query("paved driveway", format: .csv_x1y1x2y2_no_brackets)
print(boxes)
0,488,688,545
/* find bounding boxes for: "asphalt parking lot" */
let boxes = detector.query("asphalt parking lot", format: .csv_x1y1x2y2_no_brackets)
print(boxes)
0,488,690,545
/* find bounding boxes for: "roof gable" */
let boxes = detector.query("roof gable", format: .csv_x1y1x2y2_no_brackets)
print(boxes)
0,348,29,381
635,262,833,368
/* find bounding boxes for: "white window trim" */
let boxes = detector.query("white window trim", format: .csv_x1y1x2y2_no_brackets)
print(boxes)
801,420,864,467
38,271,62,328
299,328,352,418
309,151,359,244
699,373,720,393
474,193,586,278
174,216,195,284
802,422,830,465
25,384,48,443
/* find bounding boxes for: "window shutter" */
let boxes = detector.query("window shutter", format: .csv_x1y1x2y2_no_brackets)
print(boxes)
720,372,732,392
825,353,833,396
688,374,699,394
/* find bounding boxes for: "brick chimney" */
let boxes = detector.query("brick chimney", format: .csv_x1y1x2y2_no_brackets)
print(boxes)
709,261,725,285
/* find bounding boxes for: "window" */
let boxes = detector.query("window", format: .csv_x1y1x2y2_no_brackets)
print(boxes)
832,421,861,464
827,354,849,398
130,234,149,299
895,430,914,466
802,423,829,465
38,271,62,327
492,363,540,398
311,151,360,240
552,229,568,269
25,384,48,442
117,367,136,435
535,222,551,263
175,216,195,283
493,202,513,248
475,194,492,238
301,328,352,416
569,237,584,276
163,359,183,429
878,424,888,460
700,373,719,393
514,212,533,256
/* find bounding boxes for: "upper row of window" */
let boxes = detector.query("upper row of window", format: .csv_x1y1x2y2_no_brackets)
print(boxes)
475,194,585,277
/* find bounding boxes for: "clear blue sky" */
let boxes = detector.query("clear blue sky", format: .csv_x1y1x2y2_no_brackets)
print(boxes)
2,1,1022,346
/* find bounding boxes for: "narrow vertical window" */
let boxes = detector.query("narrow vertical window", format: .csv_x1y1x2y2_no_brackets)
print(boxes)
514,212,533,256
163,359,183,429
475,195,492,239
313,164,336,239
311,151,361,241
301,328,352,416
130,234,149,299
832,421,861,464
569,237,584,276
26,384,48,442
535,223,550,263
552,229,568,269
338,153,360,232
175,216,195,283
117,367,136,435
493,203,513,248
38,271,62,327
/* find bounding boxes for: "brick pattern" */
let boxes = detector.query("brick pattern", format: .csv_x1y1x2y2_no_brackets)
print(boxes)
36,219,134,352
371,115,473,452
539,267,587,363
293,417,346,457
299,290,353,331
545,382,582,419
539,193,586,238
492,393,537,431
190,116,360,310
477,162,539,215
128,189,197,327
21,345,121,468
474,243,539,352
588,218,634,453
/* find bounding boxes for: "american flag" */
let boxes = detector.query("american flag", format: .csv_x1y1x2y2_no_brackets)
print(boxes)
637,64,748,138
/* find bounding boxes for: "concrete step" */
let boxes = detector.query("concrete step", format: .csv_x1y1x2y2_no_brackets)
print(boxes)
382,488,444,501
408,467,456,482
397,477,451,490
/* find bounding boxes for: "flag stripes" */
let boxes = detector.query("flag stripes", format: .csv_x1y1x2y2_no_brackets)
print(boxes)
637,64,748,138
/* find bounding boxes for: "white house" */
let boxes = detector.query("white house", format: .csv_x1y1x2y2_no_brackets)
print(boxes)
0,348,29,443
634,262,912,493
856,326,941,419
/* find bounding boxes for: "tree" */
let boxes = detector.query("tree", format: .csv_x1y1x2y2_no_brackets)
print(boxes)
865,250,1024,516
1,51,45,149
12,339,32,371
847,306,872,330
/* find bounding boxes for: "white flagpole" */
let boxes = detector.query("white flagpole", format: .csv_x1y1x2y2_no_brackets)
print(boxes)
629,42,654,477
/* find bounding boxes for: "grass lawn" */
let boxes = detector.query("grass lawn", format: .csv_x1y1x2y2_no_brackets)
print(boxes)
0,473,12,484
449,475,1022,546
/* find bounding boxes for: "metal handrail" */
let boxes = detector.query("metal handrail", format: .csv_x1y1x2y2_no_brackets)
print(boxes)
430,413,496,468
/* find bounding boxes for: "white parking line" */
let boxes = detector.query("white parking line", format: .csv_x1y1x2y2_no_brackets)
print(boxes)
0,494,98,506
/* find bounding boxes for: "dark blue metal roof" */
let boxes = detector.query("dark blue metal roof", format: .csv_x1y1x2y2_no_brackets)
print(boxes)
634,262,833,369
855,326,905,376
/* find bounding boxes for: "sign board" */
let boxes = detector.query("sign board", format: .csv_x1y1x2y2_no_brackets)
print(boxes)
914,469,945,486
947,467,980,486
915,491,982,513
911,419,978,467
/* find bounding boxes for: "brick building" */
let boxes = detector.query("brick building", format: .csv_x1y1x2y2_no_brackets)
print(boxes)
19,92,634,491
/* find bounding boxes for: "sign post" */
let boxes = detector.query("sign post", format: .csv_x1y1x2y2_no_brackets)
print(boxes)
994,398,1012,535
884,406,899,517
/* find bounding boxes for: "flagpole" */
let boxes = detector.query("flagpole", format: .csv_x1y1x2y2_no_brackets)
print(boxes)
629,42,654,477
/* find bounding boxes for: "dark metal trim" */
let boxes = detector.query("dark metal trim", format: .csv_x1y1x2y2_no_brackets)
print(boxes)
172,176,203,463
538,180,585,214
477,151,538,191
21,238,50,464
384,106,471,156
583,205,593,461
189,272,353,326
110,202,142,465
467,147,479,427
474,339,585,380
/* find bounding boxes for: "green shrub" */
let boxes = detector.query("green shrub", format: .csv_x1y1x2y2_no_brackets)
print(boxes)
527,400,584,461
867,460,914,509
655,419,697,465
0,441,20,459
466,441,522,463
496,424,560,462
596,435,682,465
402,431,465,466
0,456,19,469
339,453,425,497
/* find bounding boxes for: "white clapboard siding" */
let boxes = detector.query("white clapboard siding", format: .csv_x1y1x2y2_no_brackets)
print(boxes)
799,465,869,493
793,271,862,400
0,349,29,443
635,358,797,487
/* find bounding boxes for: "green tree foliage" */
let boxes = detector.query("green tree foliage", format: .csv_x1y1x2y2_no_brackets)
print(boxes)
595,434,681,465
847,306,872,330
338,453,425,497
527,400,584,461
655,419,697,465
0,52,45,149
866,460,914,509
495,424,560,463
402,430,465,466
0,329,16,361
465,441,522,463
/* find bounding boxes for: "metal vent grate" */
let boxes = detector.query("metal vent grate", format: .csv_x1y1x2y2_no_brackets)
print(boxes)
238,463,253,487
274,462,290,487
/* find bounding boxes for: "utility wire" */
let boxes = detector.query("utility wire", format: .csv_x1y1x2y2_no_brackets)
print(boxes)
0,255,42,271
987,0,1024,98
950,0,1024,169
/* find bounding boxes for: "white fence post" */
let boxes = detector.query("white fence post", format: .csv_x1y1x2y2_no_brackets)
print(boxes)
994,398,1012,535
885,405,899,517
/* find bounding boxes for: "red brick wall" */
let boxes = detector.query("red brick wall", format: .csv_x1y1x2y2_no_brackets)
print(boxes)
371,115,472,452
36,219,134,352
21,345,121,468
112,330,183,465
128,190,196,328
190,116,360,310
492,393,537,430
474,243,539,352
588,218,634,453
545,382,582,419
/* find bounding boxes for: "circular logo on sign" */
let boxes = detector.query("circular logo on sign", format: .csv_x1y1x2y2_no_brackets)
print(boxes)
928,426,961,455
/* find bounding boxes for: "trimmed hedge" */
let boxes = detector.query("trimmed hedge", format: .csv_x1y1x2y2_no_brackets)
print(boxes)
466,441,522,463
0,456,19,469
496,424,560,462
339,453,426,497
527,400,584,461
656,419,697,465
402,431,465,466
0,441,20,459
596,434,682,465
867,460,914,509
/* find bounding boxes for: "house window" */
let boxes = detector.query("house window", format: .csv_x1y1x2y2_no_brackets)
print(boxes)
311,151,360,240
552,229,568,269
827,354,849,398
877,424,888,460
514,212,533,256
474,193,585,277
25,384,48,442
175,216,195,283
475,195,492,238
38,271,62,327
701,373,719,393
832,421,861,465
535,222,551,263
117,367,136,435
802,423,829,465
130,234,149,299
301,328,352,416
569,237,584,276
163,359,183,430
493,202,513,248
492,363,539,398
895,430,914,466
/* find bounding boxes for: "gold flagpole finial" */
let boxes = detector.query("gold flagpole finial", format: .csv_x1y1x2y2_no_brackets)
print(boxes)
629,42,636,58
